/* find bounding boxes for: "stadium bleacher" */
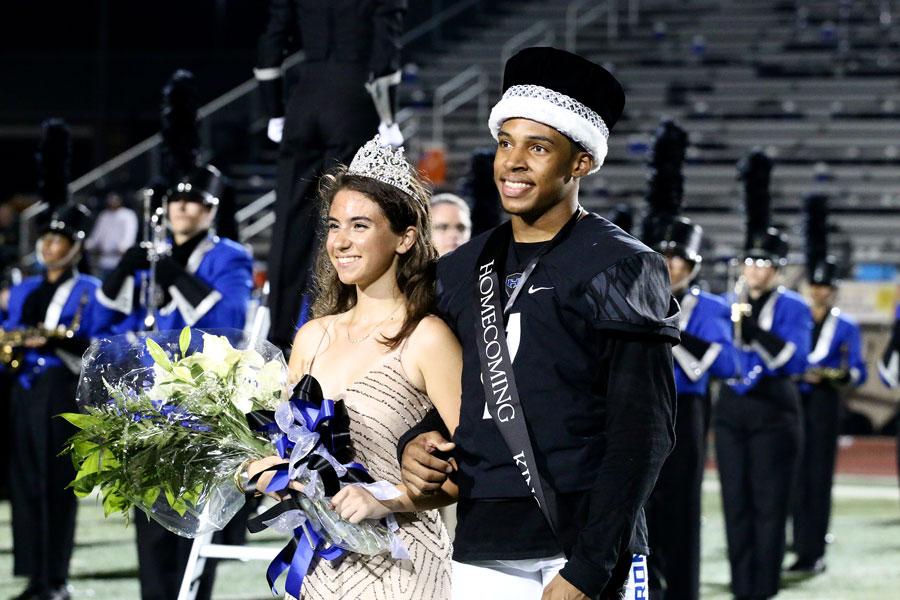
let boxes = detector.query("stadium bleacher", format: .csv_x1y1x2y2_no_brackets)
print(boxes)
401,0,900,271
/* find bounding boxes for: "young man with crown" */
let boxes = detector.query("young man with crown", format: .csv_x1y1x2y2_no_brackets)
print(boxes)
398,47,680,600
4,201,103,600
93,167,254,600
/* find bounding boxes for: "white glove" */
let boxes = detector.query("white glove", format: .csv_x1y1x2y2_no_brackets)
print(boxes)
378,121,404,148
267,117,285,143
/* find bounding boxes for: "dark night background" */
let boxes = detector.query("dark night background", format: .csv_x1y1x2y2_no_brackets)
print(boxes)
0,0,439,203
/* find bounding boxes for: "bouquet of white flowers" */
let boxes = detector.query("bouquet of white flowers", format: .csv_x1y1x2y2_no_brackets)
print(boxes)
66,327,408,597
65,328,287,537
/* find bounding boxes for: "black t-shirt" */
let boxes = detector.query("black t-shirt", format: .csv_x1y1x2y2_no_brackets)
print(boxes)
453,238,559,561
432,213,680,596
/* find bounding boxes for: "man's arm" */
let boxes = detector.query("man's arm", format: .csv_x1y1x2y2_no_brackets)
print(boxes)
558,336,676,597
254,0,296,120
396,409,454,497
555,251,678,597
369,0,406,79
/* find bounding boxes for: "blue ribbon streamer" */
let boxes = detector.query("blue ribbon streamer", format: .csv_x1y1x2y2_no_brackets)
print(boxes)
250,374,382,598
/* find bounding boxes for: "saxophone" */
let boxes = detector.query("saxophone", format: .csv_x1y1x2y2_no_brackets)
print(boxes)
807,367,850,383
807,338,851,386
0,291,89,370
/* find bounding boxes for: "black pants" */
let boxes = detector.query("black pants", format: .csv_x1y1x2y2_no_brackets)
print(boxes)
267,60,379,349
715,379,801,599
647,392,709,600
792,385,841,562
136,497,256,600
9,366,78,586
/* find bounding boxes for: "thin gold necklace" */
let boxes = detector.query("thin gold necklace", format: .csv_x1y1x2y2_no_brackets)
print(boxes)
345,303,403,344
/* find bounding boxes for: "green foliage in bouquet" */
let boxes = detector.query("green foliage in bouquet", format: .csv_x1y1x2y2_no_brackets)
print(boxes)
62,328,285,521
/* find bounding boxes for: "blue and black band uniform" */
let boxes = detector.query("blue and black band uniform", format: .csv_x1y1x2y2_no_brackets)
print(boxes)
793,307,867,567
646,287,740,600
715,286,812,599
3,268,102,593
95,231,251,334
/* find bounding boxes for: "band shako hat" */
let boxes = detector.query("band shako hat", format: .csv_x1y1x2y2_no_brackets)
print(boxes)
809,256,838,286
803,192,838,285
489,46,625,172
739,149,787,264
43,202,92,242
606,203,635,234
658,216,703,264
746,227,789,266
36,118,72,211
641,118,688,246
164,164,222,207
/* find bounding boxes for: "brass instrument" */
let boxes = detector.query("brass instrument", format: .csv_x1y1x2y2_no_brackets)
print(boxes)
806,367,849,383
139,188,171,331
0,291,89,369
728,258,752,342
806,334,852,387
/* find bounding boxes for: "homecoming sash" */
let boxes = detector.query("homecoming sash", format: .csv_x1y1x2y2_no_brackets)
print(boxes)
472,207,584,536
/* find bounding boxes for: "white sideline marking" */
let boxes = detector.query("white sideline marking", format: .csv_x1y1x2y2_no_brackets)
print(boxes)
702,479,899,501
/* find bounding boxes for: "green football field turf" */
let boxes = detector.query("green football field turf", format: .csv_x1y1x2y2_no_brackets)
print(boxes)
0,474,896,599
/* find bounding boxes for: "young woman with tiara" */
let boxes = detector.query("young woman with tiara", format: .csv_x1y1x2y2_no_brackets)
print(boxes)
249,136,458,599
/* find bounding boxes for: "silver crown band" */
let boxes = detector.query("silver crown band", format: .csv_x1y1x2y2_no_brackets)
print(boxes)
488,84,610,173
347,135,417,198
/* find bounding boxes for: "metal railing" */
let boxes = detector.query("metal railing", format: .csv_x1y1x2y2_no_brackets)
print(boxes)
401,0,486,47
70,50,308,198
237,191,277,243
566,0,617,54
19,0,489,260
432,66,489,147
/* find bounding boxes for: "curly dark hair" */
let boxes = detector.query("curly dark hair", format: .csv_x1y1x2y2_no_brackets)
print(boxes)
310,167,437,349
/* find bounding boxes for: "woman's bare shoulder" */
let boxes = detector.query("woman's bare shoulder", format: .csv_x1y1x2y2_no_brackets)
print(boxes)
290,315,340,366
406,314,459,354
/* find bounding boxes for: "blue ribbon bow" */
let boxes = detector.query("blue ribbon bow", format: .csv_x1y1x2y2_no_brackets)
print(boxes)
247,374,377,598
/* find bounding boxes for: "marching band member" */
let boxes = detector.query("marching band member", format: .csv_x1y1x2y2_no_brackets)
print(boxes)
4,202,100,600
647,217,740,600
255,0,407,349
716,151,812,600
790,194,867,574
94,167,253,600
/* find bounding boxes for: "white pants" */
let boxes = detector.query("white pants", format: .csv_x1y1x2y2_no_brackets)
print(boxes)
452,554,649,600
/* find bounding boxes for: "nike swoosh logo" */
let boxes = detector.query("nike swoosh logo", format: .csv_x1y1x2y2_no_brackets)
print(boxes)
528,285,553,294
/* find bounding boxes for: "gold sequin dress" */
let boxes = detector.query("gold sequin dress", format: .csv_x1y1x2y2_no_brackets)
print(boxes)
295,355,452,600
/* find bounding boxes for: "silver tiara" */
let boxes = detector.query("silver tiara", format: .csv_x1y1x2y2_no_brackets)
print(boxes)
347,135,417,198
